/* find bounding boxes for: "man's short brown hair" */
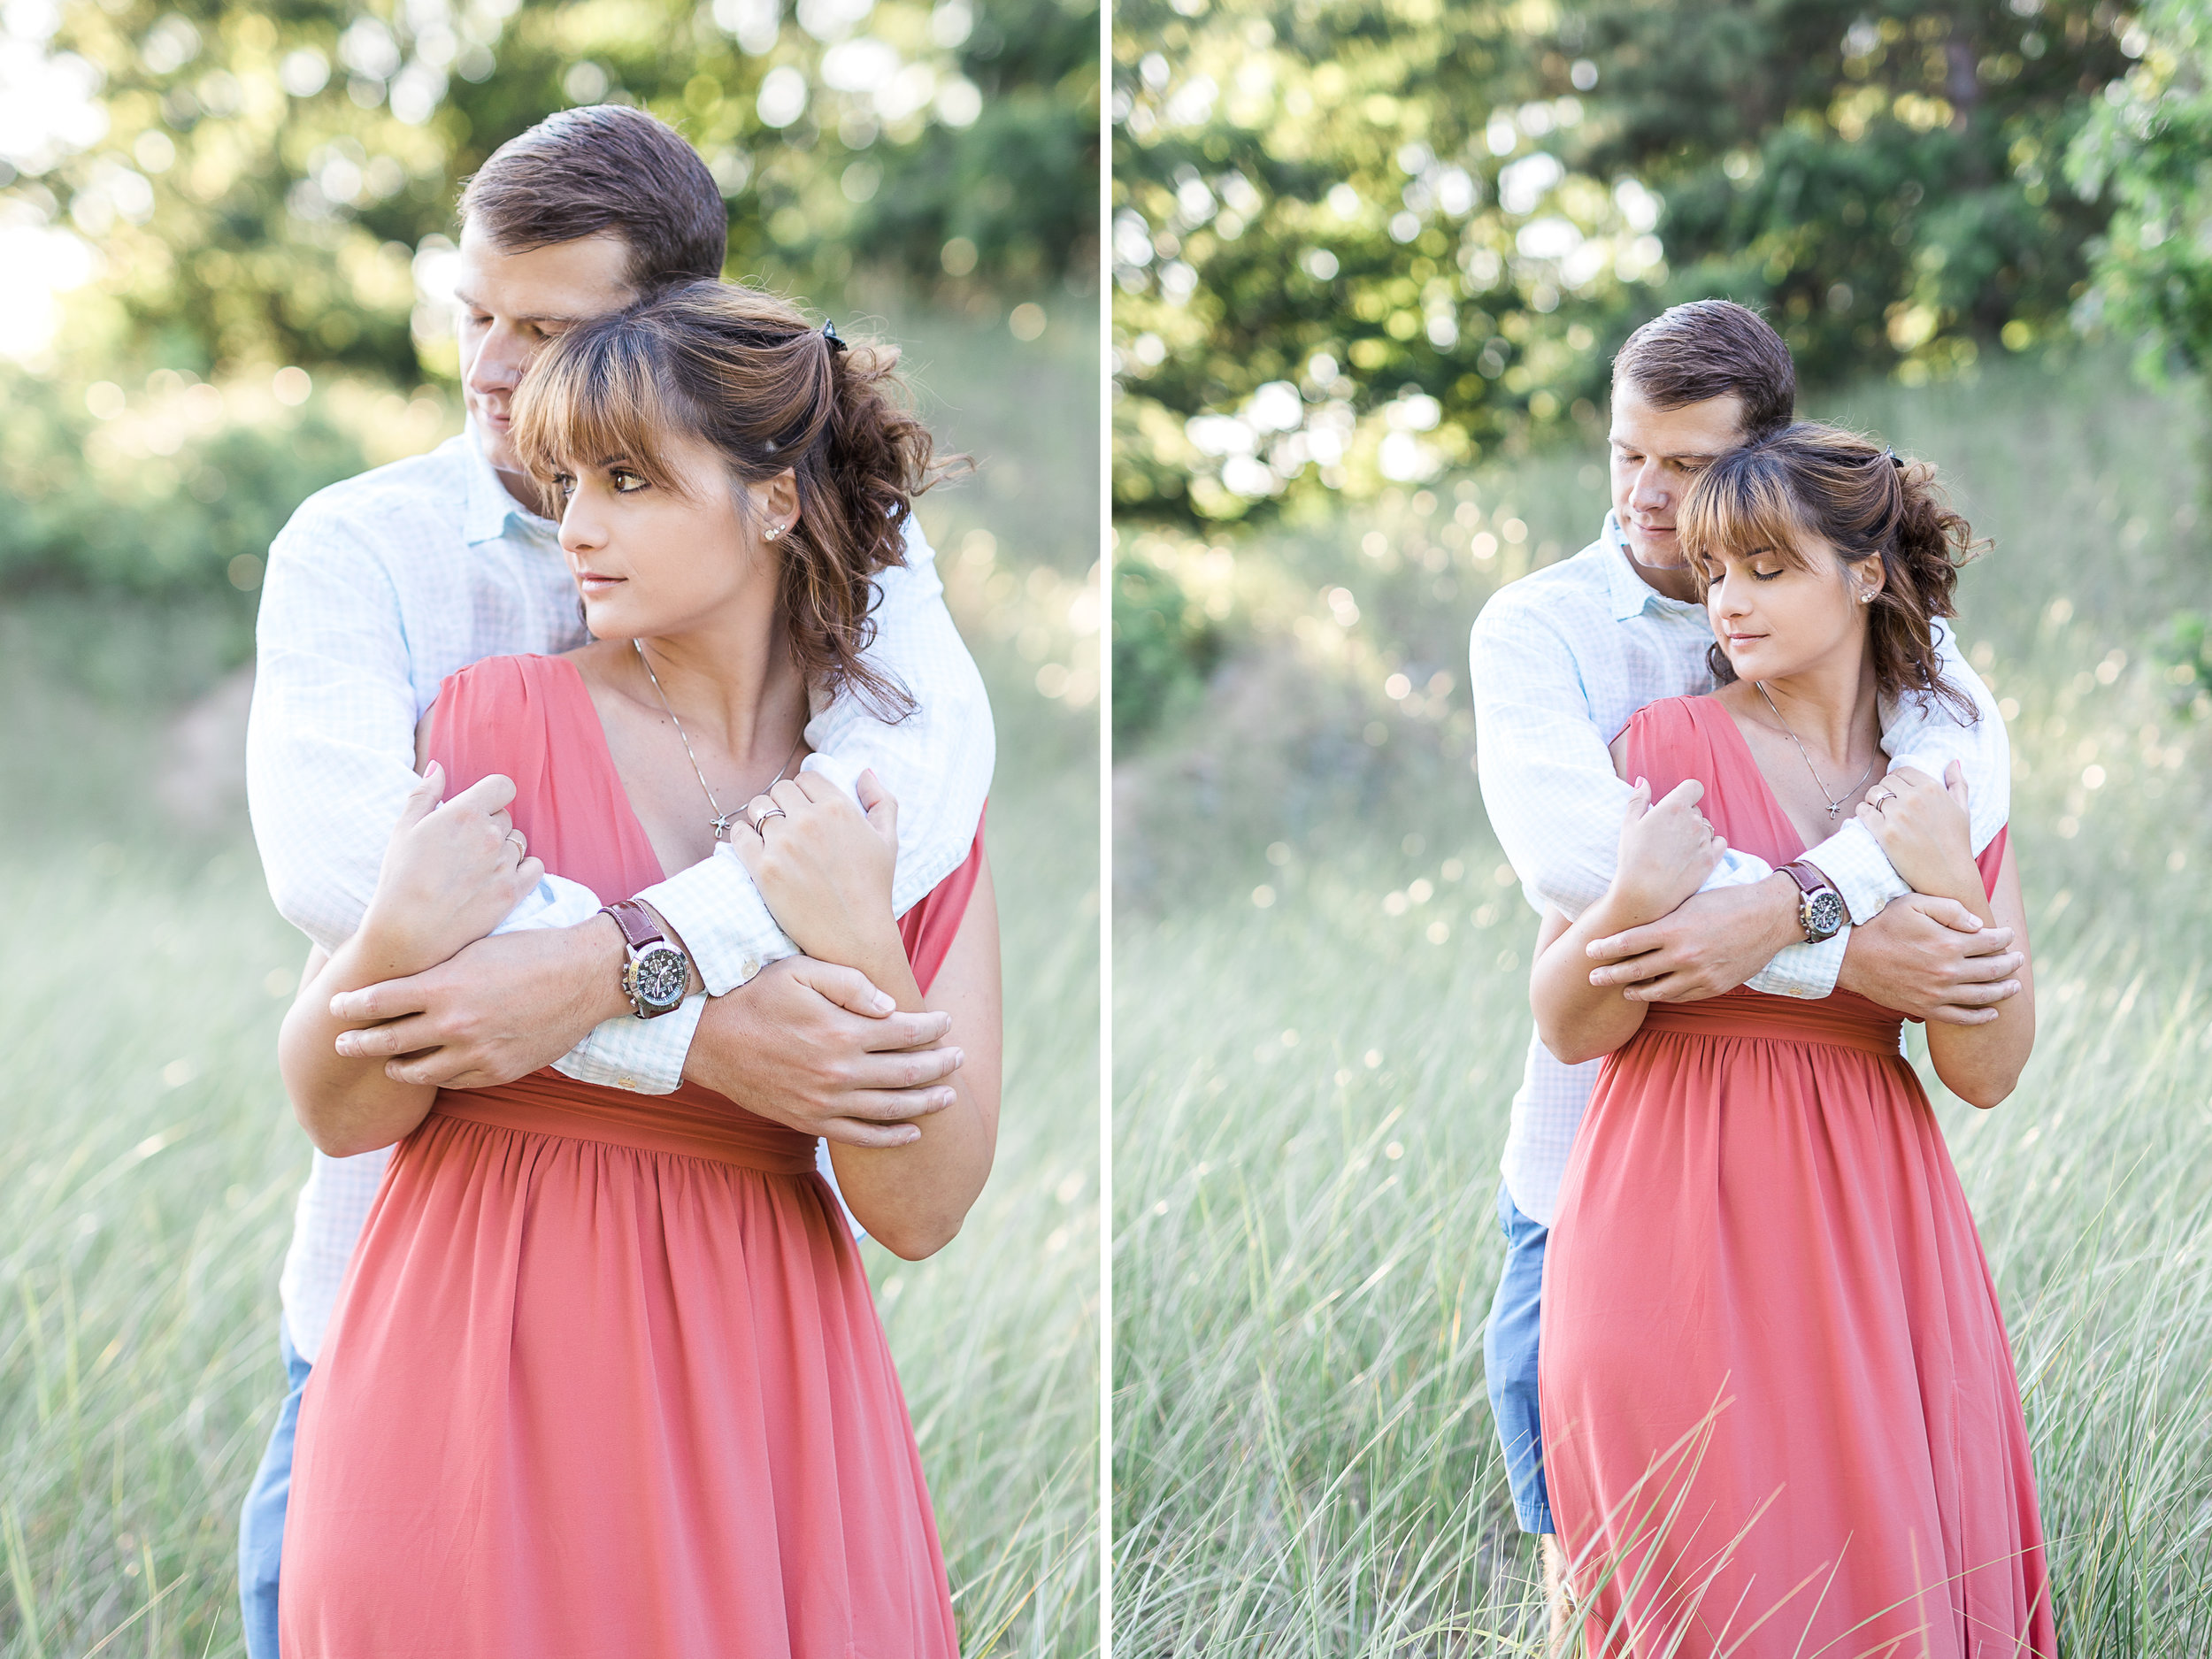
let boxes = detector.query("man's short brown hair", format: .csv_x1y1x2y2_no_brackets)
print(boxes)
459,105,726,293
1612,299,1795,442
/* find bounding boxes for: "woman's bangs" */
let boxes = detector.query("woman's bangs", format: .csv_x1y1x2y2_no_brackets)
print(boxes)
1679,462,1817,582
511,334,690,505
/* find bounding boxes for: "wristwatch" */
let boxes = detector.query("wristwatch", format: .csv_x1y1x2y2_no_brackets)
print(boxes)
602,898,691,1018
1778,861,1848,945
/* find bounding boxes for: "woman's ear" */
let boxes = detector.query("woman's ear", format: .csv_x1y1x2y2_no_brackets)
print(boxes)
752,468,802,543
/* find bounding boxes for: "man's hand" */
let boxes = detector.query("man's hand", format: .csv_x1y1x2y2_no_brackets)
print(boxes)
1584,872,1801,1003
328,913,630,1087
684,956,963,1148
1838,894,2022,1025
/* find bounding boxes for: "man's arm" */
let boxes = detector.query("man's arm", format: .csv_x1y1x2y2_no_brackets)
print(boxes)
630,515,995,999
328,515,987,1122
1795,618,2009,924
247,496,691,1094
1470,604,1776,918
1584,624,2020,1013
246,504,426,952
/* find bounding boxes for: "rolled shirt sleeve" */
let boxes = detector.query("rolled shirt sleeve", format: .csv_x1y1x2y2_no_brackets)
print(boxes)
629,514,995,999
1795,618,2010,925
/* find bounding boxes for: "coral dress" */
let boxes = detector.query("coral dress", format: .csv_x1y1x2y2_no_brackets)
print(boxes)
279,654,981,1658
1540,696,2052,1659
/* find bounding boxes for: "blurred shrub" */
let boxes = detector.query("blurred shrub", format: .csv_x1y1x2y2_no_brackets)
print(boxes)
1111,555,1217,743
0,369,390,602
2067,0,2212,379
1112,0,2131,528
2154,611,2212,714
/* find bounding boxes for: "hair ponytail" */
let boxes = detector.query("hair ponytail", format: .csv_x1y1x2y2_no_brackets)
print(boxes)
1678,422,1985,724
510,280,962,722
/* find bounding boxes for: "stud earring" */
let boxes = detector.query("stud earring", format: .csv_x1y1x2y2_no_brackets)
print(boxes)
764,525,782,542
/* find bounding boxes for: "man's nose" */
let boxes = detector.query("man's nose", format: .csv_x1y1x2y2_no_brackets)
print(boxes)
1629,465,1668,511
469,326,526,392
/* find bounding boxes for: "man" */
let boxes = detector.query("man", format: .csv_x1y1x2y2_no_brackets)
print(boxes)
1467,299,2024,1636
236,105,993,1655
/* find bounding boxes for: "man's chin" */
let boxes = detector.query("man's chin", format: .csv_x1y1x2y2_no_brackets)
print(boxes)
475,431,519,472
1625,533,1689,571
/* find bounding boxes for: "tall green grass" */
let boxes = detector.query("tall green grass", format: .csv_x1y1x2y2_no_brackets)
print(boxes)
1113,353,2212,1655
0,302,1099,1658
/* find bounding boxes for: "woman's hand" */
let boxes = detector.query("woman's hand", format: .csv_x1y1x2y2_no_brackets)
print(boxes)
1609,777,1726,923
356,764,543,975
728,769,902,968
1855,762,1975,900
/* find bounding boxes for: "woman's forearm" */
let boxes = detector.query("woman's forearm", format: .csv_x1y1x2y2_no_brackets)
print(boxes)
823,933,997,1260
1921,853,2035,1108
1532,893,1658,1065
279,929,442,1157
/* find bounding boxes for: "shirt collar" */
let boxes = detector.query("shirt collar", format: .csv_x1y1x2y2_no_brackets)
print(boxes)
460,423,560,548
1601,510,1702,621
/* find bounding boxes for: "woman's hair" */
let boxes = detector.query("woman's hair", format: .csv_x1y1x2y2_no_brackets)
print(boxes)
1676,420,1985,723
511,280,950,719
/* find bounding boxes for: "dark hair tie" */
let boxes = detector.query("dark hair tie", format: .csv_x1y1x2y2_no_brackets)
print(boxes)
1884,447,1903,469
821,319,847,355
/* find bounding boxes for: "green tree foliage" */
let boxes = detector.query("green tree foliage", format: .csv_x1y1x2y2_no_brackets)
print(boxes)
1113,0,2131,529
1114,0,1576,524
0,0,1094,598
2068,0,2212,377
1111,555,1217,741
1557,0,2129,388
12,0,1095,384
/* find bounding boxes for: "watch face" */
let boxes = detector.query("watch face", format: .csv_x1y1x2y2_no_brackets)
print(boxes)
1805,888,1847,940
632,944,689,1010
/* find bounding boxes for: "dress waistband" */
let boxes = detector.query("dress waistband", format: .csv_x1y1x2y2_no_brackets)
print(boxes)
1635,987,1906,1060
428,1070,819,1174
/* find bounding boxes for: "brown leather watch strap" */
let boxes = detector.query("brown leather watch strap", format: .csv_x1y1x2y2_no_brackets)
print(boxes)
1778,860,1833,898
603,898,666,951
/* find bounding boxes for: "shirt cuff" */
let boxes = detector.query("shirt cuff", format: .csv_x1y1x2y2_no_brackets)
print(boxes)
640,846,799,997
1797,818,1908,926
1745,926,1848,1000
552,993,705,1094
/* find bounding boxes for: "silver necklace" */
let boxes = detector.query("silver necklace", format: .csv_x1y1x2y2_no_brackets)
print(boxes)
1753,680,1878,820
634,639,805,841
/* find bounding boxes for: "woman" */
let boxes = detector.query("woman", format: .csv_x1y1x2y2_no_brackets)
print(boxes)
1530,426,2051,1657
273,282,999,1655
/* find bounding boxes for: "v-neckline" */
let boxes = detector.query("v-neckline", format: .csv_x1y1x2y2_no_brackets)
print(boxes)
549,654,672,887
1698,695,1819,865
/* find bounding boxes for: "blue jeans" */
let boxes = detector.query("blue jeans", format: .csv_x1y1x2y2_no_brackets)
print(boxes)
1482,1180,1553,1534
238,1319,312,1659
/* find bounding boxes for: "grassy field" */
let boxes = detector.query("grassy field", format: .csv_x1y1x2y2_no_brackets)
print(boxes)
1113,353,2212,1655
0,300,1099,1658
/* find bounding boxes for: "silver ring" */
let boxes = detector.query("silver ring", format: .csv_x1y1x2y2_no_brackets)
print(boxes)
1865,788,1895,811
749,805,787,829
